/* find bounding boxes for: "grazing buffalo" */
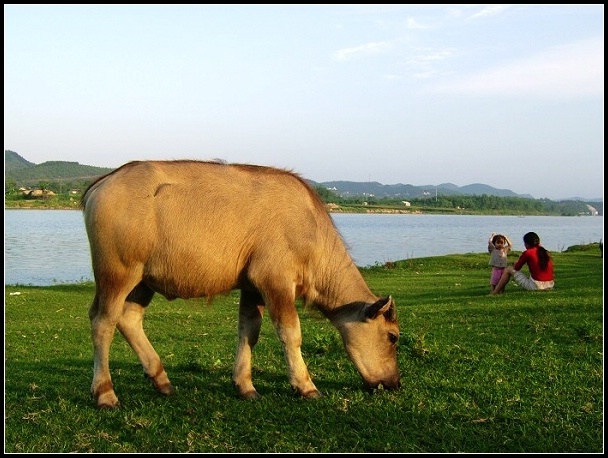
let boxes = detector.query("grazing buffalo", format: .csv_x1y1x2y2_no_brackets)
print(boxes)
81,160,400,408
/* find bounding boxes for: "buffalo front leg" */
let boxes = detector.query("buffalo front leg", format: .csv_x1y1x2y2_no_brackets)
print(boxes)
233,290,265,399
267,294,321,399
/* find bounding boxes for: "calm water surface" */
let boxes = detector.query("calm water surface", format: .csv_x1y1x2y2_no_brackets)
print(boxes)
333,213,604,267
4,209,603,286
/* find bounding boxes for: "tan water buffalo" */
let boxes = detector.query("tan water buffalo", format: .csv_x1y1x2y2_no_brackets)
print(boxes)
81,160,400,408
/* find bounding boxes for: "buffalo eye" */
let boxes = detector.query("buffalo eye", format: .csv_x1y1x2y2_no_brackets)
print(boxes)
388,332,399,345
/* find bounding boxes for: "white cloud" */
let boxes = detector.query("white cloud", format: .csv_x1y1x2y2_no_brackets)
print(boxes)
429,36,604,98
415,49,454,62
333,41,392,61
405,17,428,30
468,5,513,20
403,48,455,79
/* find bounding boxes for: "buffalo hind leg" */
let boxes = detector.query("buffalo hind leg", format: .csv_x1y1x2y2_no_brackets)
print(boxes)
117,283,175,397
89,287,132,409
233,289,265,399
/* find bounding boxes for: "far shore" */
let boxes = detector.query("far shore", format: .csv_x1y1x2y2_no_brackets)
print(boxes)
4,201,602,217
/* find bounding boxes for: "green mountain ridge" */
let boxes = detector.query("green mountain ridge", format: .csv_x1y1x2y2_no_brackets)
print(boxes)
5,150,113,186
4,150,602,205
313,179,535,200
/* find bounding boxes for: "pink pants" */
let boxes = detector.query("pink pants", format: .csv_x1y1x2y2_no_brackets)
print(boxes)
490,267,505,286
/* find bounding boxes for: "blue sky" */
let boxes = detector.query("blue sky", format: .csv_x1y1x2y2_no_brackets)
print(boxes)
4,5,604,200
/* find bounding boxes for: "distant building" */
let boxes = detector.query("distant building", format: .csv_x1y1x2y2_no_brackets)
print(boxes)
24,189,56,199
586,205,599,216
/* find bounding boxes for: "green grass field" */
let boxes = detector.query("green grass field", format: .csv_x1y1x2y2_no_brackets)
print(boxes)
4,245,603,453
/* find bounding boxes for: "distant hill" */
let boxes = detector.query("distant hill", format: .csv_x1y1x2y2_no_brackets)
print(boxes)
4,150,602,204
459,183,535,199
5,150,34,171
309,179,534,200
5,150,113,186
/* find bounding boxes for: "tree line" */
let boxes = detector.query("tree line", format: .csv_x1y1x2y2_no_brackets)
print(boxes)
2,176,601,216
314,186,602,216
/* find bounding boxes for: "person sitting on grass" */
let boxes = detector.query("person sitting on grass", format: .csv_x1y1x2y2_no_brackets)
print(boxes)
488,232,513,293
491,231,554,295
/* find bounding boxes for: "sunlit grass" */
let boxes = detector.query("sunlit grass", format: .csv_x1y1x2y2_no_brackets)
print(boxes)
5,247,603,452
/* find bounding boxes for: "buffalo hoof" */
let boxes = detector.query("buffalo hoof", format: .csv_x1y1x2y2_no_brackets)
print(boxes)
95,392,120,409
239,390,262,400
146,372,175,395
98,402,120,410
155,382,176,396
301,389,323,399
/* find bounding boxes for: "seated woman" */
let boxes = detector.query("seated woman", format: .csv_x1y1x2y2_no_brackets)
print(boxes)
491,231,554,294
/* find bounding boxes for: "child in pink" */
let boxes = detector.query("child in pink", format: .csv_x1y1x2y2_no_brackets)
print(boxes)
488,232,513,293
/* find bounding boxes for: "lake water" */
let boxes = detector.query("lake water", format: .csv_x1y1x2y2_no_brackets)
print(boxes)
4,209,603,286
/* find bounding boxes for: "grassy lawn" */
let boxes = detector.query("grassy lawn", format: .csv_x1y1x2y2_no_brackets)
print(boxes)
4,246,603,453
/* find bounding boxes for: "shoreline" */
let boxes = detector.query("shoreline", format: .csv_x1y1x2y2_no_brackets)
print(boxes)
4,201,602,217
5,205,601,217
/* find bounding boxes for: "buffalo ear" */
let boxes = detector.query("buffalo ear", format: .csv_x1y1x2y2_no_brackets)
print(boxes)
365,296,395,320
